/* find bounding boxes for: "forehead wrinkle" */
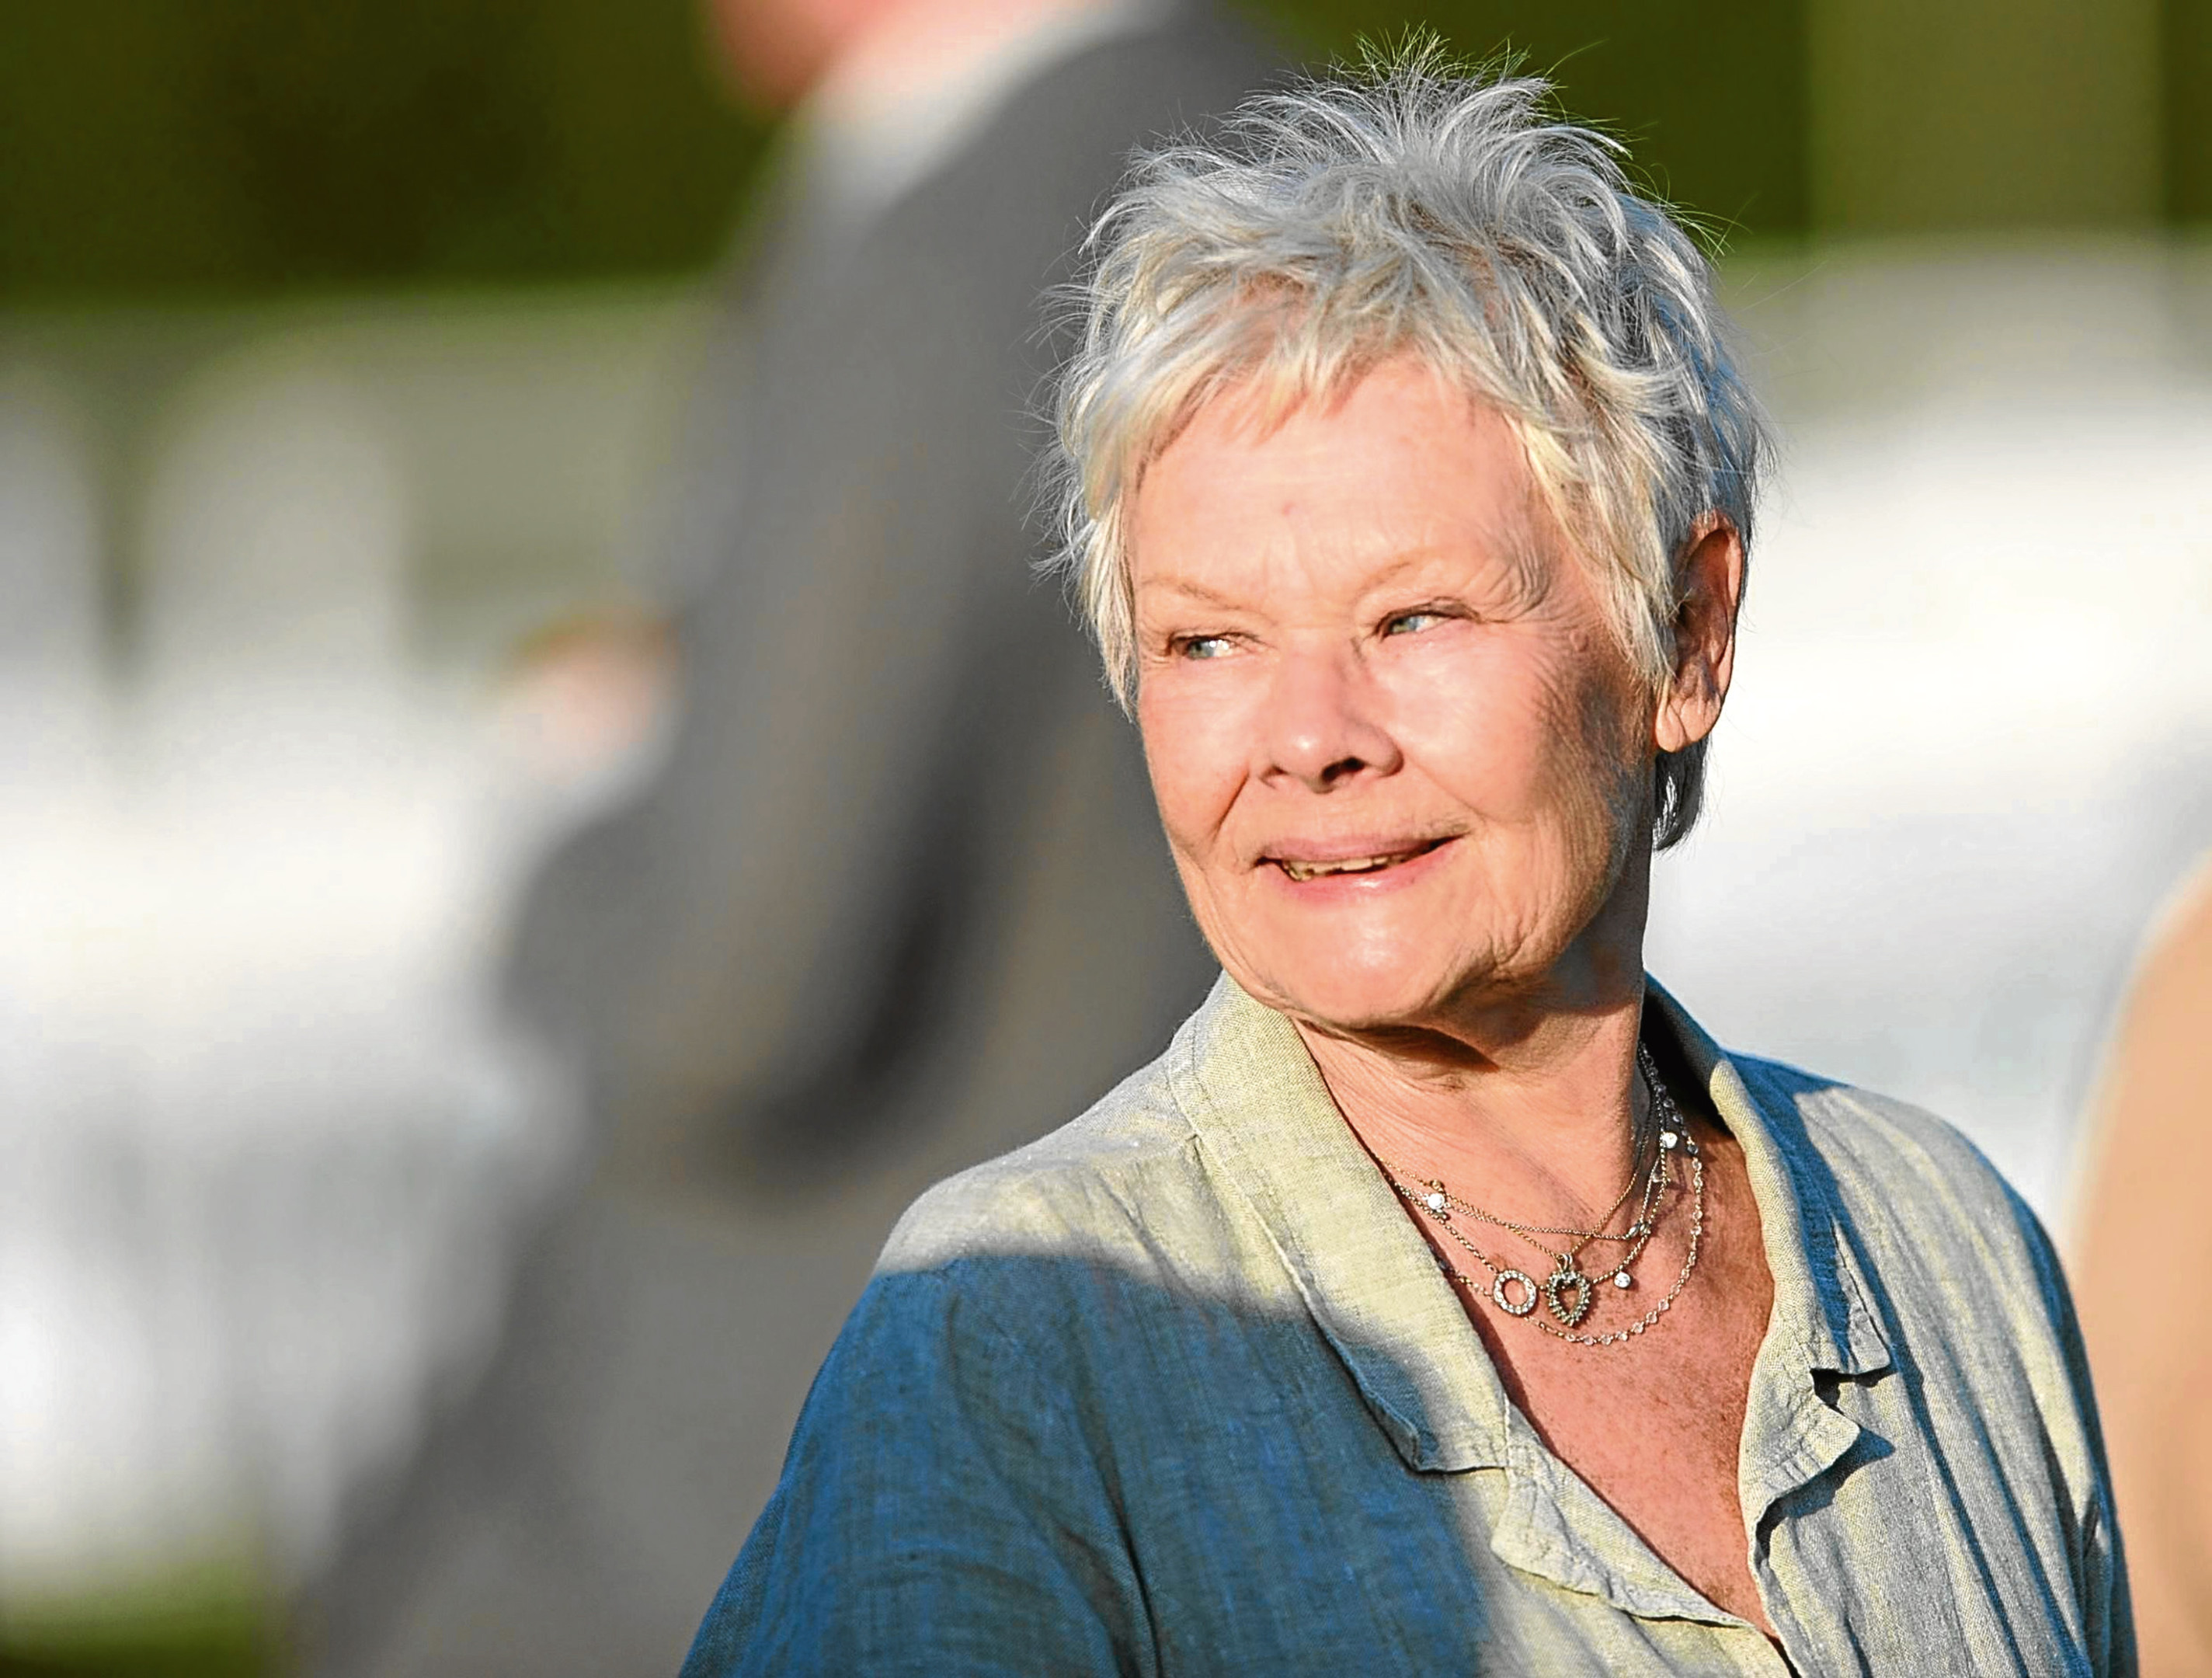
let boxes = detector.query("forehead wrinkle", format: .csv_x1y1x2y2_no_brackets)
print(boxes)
1136,514,1563,630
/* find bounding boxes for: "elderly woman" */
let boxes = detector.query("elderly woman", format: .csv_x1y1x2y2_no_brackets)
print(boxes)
682,60,2127,1676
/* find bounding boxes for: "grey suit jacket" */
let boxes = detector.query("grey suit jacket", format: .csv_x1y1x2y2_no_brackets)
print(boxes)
507,8,1271,1198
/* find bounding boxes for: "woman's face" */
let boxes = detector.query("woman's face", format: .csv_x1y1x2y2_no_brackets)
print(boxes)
1129,357,1657,1036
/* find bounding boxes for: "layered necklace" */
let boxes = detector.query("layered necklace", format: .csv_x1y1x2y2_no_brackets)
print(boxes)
1378,1043,1705,1349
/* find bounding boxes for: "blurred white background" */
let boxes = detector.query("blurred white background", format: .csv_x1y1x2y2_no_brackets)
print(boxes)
0,293,699,1621
1650,239,2212,1220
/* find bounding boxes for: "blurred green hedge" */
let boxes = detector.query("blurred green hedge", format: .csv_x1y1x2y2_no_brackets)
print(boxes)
0,0,1798,301
3,0,2207,302
0,3,2203,290
0,0,760,299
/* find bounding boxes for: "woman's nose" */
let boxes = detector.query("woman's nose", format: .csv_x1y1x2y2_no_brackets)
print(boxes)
1259,644,1402,793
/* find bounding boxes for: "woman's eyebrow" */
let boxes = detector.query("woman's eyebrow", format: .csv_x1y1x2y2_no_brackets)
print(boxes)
1137,575,1249,611
1352,531,1547,596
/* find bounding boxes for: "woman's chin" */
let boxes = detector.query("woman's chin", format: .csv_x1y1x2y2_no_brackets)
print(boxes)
1238,933,1482,1038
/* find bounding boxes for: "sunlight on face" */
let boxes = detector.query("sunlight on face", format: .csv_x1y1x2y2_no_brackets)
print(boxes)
1129,357,1657,1036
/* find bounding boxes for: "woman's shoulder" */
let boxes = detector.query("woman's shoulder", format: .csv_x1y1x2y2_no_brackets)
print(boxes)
877,1043,1218,1281
1736,1053,2015,1193
1729,1051,2070,1313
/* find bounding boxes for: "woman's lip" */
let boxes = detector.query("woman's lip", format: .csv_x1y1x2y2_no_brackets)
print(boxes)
1263,836,1452,883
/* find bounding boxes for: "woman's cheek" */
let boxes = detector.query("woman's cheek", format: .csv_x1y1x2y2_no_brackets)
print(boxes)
1389,643,1532,799
1139,672,1246,846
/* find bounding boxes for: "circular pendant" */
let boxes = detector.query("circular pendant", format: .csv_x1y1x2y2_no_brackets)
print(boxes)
1544,1262,1595,1328
1490,1269,1539,1317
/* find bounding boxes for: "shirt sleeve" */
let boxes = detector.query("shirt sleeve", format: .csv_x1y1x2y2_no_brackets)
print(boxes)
2078,1486,2135,1678
679,1265,1154,1677
2011,1185,2139,1677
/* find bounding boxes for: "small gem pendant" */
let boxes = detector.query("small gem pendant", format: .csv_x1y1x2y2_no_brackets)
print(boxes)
1491,1269,1539,1317
1543,1257,1594,1328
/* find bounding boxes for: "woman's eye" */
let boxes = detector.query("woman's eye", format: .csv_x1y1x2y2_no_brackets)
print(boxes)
1175,634,1236,660
1382,610,1447,637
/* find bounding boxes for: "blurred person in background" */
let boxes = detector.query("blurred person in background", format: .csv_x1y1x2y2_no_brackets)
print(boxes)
2074,855,2212,1678
297,0,1269,1672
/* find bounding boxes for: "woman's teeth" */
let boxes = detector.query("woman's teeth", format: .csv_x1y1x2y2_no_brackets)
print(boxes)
1278,855,1402,883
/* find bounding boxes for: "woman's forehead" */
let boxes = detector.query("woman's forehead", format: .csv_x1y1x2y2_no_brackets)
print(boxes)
1129,360,1552,594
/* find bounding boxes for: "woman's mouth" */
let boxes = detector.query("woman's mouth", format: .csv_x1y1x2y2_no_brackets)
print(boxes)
1269,839,1447,883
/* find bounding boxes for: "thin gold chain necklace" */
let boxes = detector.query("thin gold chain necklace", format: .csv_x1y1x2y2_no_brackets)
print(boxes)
1387,1075,1658,1258
1379,1045,1706,1345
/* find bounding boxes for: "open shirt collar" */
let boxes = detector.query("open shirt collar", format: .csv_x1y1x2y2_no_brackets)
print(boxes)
1166,973,1894,1620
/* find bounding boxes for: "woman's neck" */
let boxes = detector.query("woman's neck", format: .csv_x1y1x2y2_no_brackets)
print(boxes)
1294,974,1654,1233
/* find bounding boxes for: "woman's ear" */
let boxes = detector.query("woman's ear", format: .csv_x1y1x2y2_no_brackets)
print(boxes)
1654,515,1746,754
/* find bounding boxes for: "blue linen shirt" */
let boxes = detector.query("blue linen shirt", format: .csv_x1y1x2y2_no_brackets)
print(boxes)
683,976,2131,1675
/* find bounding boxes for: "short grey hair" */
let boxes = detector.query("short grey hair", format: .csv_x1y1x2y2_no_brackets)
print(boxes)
1045,50,1769,848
